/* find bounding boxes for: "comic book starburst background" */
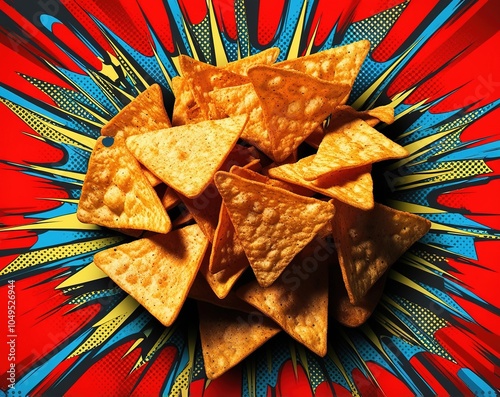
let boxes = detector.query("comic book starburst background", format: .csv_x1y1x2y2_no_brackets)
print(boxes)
1,0,499,396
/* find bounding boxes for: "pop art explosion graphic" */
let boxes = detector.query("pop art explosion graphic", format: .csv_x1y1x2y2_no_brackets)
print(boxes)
0,0,499,396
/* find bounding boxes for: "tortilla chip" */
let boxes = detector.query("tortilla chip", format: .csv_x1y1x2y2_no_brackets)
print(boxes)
277,40,370,101
237,238,331,356
94,224,209,327
224,47,280,75
210,83,274,158
247,65,350,162
214,171,335,287
177,184,222,242
171,76,203,126
179,55,248,118
302,115,408,180
161,187,180,210
101,84,171,137
77,135,171,233
332,202,431,304
330,257,387,327
268,156,374,210
126,115,247,198
201,240,249,299
198,301,281,379
189,274,254,312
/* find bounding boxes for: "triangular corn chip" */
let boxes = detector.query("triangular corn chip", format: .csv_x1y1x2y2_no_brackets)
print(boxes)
101,84,172,137
94,224,209,327
332,202,431,304
210,83,274,158
101,84,172,186
214,171,335,287
237,238,331,356
77,134,171,233
330,257,388,327
171,76,204,126
126,115,247,198
197,301,281,379
268,156,374,210
179,55,248,118
277,40,370,93
189,274,254,313
302,115,408,180
224,47,280,75
247,65,350,161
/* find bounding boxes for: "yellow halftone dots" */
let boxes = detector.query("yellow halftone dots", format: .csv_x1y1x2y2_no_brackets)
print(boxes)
168,326,197,397
0,236,123,276
57,262,108,290
69,295,140,358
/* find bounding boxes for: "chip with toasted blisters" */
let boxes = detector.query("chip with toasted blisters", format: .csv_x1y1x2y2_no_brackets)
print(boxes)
305,105,395,148
302,115,408,180
268,156,374,210
126,115,247,198
332,201,431,304
171,76,204,126
210,83,274,158
94,224,209,327
100,84,172,186
77,134,171,233
237,238,331,356
247,65,351,162
197,301,281,379
214,171,335,287
201,242,249,299
330,256,388,327
224,47,280,75
179,55,249,119
101,84,172,137
277,40,370,99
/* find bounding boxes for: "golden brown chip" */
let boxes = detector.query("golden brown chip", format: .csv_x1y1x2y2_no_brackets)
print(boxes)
214,171,335,287
189,274,254,312
100,84,171,186
77,134,171,233
224,47,280,75
277,40,370,98
101,84,171,137
330,257,388,327
247,65,350,162
171,76,204,126
209,83,274,158
126,115,247,198
332,202,431,304
179,55,248,118
200,244,249,300
268,156,374,210
237,238,332,356
197,301,281,379
302,115,408,180
161,187,180,210
94,224,209,327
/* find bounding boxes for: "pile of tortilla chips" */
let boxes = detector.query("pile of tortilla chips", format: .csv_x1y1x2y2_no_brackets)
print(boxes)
77,40,431,379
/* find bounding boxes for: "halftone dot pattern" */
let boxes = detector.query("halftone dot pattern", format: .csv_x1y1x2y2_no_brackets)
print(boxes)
192,344,205,379
432,160,492,182
63,145,92,173
235,0,249,57
392,295,451,359
0,236,124,275
23,75,105,126
302,350,328,391
70,314,128,357
190,16,213,63
67,287,122,305
345,3,407,57
0,99,81,149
